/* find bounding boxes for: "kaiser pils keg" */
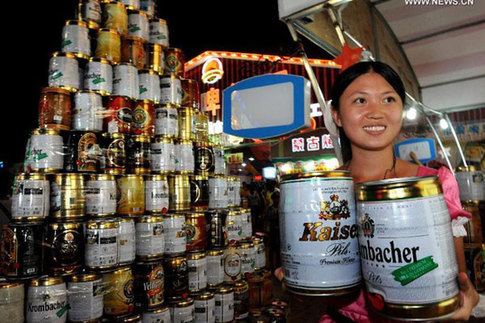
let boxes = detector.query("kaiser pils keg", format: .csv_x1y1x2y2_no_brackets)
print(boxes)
26,277,68,323
145,43,165,75
127,9,149,40
48,52,80,92
102,1,128,35
95,28,121,64
136,215,165,260
0,282,24,323
117,174,145,216
102,266,135,317
139,70,160,103
11,173,49,222
50,173,85,219
164,47,185,77
27,128,64,173
455,166,485,202
145,174,169,214
61,20,91,59
119,217,136,265
223,245,242,283
67,274,104,322
149,18,169,47
214,286,234,323
1,223,43,278
100,132,127,174
132,99,156,136
86,174,117,216
160,74,182,106
194,292,215,323
155,104,178,137
121,35,146,70
84,57,113,96
168,175,190,211
105,96,133,134
185,212,207,252
85,218,119,271
142,306,171,322
175,139,194,174
163,214,186,255
188,251,208,292
113,64,139,99
39,87,72,132
134,260,165,309
356,176,460,321
127,135,151,174
207,249,224,288
44,221,84,275
73,91,104,132
163,255,188,297
279,171,361,296
63,131,99,173
151,136,176,173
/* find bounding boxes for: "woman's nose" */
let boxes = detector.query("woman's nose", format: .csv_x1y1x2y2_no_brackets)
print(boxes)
366,100,384,119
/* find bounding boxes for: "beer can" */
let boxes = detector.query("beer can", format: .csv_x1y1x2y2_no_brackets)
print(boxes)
134,260,165,309
193,111,209,142
185,212,207,252
127,9,149,41
50,173,85,219
194,142,213,175
67,274,104,322
132,99,156,135
145,174,169,214
62,20,91,59
63,130,100,173
39,87,72,132
234,280,249,320
136,215,165,260
280,171,360,296
119,217,136,265
139,70,161,103
142,306,170,323
225,210,242,245
194,292,215,323
164,48,185,77
73,91,104,132
241,209,252,241
214,286,234,323
163,255,188,297
26,277,68,323
151,136,176,174
102,1,128,35
226,177,236,208
121,0,140,9
86,174,117,216
0,222,43,278
110,313,143,322
44,221,84,275
178,107,194,140
160,74,182,106
253,237,266,271
113,63,140,99
209,175,228,209
102,266,135,317
145,43,165,75
188,252,208,292
127,135,152,174
174,139,194,174
121,35,146,70
223,245,241,283
206,249,224,288
248,271,272,312
140,0,156,18
95,28,121,64
239,242,256,275
27,128,64,173
181,78,200,109
456,166,485,202
356,176,460,320
190,175,209,211
79,0,102,27
149,18,169,47
85,218,119,270
206,210,227,249
117,174,145,216
48,52,80,92
100,132,127,174
11,173,49,222
211,145,225,175
163,214,187,255
0,282,24,323
105,95,133,134
84,57,113,96
155,104,178,137
168,175,190,211
170,298,195,323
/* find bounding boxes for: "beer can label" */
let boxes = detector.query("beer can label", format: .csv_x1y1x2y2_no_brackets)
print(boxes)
151,142,176,172
113,64,139,99
29,134,64,170
139,73,160,102
48,56,80,90
195,298,215,323
84,1,101,23
155,106,178,136
86,180,117,214
84,61,113,94
128,12,149,40
149,20,169,47
171,304,195,323
145,180,169,212
119,220,136,264
142,308,171,322
160,77,182,105
175,143,194,173
224,252,241,281
215,292,234,323
27,284,68,323
136,221,165,257
188,257,208,292
12,179,49,218
163,217,186,254
207,254,224,286
85,227,118,267
455,171,485,202
67,279,104,322
62,24,91,57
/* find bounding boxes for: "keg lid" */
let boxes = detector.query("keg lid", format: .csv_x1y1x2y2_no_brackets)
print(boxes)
86,218,120,229
150,17,167,24
89,57,112,64
102,132,126,139
133,135,151,143
52,51,77,59
207,249,224,256
65,20,88,27
194,291,214,300
175,298,194,307
68,273,101,282
281,170,350,181
187,251,206,260
89,174,115,181
217,286,234,294
0,282,23,289
32,128,60,136
41,87,71,95
137,214,164,223
98,28,120,35
145,174,168,181
30,277,64,287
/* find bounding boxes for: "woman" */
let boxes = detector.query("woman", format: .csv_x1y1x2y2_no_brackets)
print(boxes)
276,61,479,322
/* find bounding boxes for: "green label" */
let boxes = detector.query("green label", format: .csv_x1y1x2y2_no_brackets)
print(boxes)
129,26,141,32
391,256,438,286
56,303,69,318
93,77,105,85
51,71,63,80
61,40,72,48
157,35,167,40
139,87,148,94
34,153,48,161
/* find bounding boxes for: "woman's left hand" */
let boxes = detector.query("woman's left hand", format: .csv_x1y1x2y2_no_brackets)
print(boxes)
447,272,479,322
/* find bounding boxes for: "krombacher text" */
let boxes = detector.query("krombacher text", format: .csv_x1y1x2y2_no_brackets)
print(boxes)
360,240,420,264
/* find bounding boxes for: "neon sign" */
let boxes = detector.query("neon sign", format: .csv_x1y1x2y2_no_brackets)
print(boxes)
201,58,224,84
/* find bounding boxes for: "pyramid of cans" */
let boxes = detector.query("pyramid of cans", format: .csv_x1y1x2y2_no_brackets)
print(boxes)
0,1,272,322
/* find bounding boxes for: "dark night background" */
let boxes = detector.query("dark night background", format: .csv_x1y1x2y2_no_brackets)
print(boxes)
0,0,331,195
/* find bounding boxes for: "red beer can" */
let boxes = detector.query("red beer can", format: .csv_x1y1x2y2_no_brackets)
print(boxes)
105,95,133,134
164,48,185,77
181,78,200,109
132,99,155,136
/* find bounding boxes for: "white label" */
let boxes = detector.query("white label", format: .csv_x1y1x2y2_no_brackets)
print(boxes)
48,56,80,90
213,147,225,174
358,194,459,304
73,92,104,131
145,180,169,212
225,214,242,244
163,216,186,254
128,12,149,40
30,134,64,170
142,308,171,323
455,171,485,201
171,304,195,323
151,142,176,172
12,179,49,218
149,20,169,46
207,254,224,286
240,247,256,275
118,220,136,264
214,292,234,323
139,72,160,102
188,257,208,292
194,298,215,323
255,243,266,269
160,77,182,105
113,64,139,99
155,107,178,136
84,61,113,94
85,227,118,267
86,180,117,214
209,178,228,209
175,143,194,173
27,284,68,323
62,24,90,57
67,279,103,321
280,177,361,290
223,252,241,282
136,221,165,257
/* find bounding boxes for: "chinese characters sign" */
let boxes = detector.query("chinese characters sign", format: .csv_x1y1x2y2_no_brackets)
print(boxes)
291,134,334,153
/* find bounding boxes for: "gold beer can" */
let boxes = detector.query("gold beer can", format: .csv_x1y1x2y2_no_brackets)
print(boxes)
177,107,194,140
102,1,128,35
95,28,121,64
50,173,85,220
168,175,190,211
117,175,145,216
102,266,135,317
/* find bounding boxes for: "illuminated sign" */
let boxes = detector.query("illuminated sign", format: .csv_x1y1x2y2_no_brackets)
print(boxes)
201,87,221,116
291,134,334,153
201,58,224,84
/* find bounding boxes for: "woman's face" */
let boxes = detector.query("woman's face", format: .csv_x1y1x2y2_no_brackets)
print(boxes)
332,72,403,153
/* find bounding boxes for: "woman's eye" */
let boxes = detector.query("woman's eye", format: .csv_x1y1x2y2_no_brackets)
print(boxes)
354,98,366,104
383,96,396,103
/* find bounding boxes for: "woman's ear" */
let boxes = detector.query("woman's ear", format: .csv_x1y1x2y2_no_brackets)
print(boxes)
331,104,342,127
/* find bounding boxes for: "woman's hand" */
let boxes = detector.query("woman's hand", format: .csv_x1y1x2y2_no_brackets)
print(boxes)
447,272,479,322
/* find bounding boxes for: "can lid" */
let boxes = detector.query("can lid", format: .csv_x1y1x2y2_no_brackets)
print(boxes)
41,87,71,95
86,218,120,229
154,136,174,144
281,170,351,181
119,217,135,223
175,298,194,307
88,174,115,181
145,305,169,313
0,282,23,289
65,20,88,27
89,57,112,65
187,211,205,217
32,128,60,136
103,132,127,139
30,277,65,287
137,214,164,223
234,280,249,288
217,286,234,294
48,221,83,230
16,173,48,181
191,175,209,181
98,28,120,35
150,17,167,24
188,251,206,260
115,62,136,68
177,139,193,145
207,249,224,256
146,174,168,181
133,135,152,143
68,273,101,282
52,51,77,59
195,291,214,300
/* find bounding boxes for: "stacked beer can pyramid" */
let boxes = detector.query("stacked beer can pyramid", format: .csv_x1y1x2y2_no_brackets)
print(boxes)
1,1,271,322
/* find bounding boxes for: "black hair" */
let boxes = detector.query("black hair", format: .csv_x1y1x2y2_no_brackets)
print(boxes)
330,61,406,164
